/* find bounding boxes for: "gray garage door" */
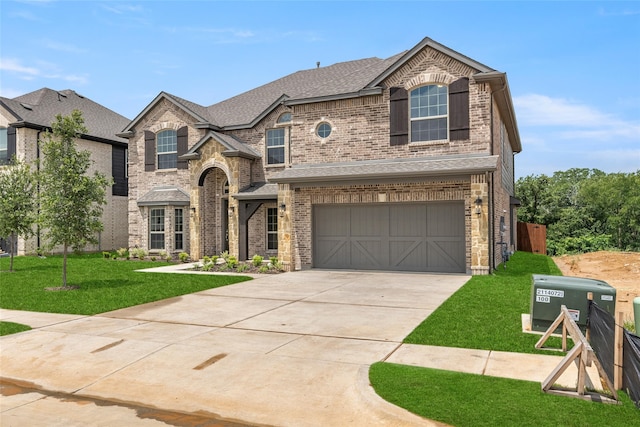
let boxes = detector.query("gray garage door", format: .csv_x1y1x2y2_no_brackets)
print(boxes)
313,202,465,273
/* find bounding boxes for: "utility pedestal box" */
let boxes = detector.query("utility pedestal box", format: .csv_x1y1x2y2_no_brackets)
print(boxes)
530,274,616,333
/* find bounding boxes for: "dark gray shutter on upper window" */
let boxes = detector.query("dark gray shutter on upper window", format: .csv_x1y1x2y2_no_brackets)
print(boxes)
7,126,16,161
177,126,188,170
389,87,408,146
112,146,128,196
144,130,155,171
449,78,470,141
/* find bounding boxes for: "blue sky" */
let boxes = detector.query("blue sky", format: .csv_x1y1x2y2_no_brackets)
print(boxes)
1,0,639,178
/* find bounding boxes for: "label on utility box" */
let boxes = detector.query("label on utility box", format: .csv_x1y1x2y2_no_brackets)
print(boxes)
536,288,565,298
568,309,580,322
536,295,551,303
601,295,614,301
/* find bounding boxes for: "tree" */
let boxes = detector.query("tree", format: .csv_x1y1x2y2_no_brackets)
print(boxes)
38,110,111,287
0,157,37,271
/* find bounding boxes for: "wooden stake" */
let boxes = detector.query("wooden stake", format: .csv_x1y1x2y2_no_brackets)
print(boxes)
614,311,624,391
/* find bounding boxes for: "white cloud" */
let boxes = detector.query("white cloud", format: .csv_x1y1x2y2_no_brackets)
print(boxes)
100,3,143,15
0,57,88,85
41,39,86,54
514,94,640,142
0,58,39,77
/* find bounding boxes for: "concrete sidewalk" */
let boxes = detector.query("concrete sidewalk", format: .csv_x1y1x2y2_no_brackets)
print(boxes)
0,269,600,426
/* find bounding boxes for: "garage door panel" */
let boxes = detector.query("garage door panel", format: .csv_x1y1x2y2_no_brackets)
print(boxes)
314,202,465,273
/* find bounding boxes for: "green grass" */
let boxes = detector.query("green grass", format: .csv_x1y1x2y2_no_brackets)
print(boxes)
404,251,567,354
370,363,638,427
0,321,31,336
0,253,251,315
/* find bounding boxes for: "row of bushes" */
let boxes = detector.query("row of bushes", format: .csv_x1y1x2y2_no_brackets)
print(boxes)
102,248,188,262
196,252,283,273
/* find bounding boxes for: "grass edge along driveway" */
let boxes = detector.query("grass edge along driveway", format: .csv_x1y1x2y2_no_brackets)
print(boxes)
0,253,251,315
370,251,638,426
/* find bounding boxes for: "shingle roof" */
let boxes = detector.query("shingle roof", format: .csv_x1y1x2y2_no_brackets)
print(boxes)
269,155,499,184
0,88,130,144
234,182,278,200
182,130,261,160
137,186,190,206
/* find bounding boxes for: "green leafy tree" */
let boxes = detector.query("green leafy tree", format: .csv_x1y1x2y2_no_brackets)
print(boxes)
0,158,37,271
38,110,111,287
517,168,639,255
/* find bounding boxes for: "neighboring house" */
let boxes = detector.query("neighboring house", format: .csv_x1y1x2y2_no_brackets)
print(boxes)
121,37,521,274
0,88,130,255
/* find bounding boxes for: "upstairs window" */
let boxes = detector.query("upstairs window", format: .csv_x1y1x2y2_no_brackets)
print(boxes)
277,112,292,124
410,85,448,142
157,130,177,169
266,128,285,165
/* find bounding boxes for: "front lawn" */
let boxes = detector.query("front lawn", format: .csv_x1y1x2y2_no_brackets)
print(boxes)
0,321,31,336
404,251,565,353
370,363,638,427
0,253,251,315
371,251,639,425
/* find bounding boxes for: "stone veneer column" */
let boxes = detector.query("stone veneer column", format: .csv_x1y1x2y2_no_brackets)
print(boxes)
278,183,294,272
226,158,240,259
471,174,490,275
189,186,201,260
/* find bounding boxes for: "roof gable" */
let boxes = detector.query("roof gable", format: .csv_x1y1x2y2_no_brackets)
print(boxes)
1,88,130,144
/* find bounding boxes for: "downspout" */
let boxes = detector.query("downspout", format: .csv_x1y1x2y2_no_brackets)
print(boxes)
490,81,508,272
36,129,42,251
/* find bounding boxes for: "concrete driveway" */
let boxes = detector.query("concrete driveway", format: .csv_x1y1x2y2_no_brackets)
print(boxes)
1,270,468,426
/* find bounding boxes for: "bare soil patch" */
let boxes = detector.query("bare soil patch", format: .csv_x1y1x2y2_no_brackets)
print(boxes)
553,251,640,322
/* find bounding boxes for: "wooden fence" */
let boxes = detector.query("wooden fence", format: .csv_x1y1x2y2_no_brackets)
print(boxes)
517,222,547,255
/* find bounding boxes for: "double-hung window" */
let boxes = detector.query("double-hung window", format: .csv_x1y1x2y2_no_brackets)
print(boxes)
267,207,278,250
149,208,165,249
266,128,285,165
157,130,177,169
174,208,184,251
410,85,448,142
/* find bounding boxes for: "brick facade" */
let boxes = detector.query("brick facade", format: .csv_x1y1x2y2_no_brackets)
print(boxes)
125,38,520,273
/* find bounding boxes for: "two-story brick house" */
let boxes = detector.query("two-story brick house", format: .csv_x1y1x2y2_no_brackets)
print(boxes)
0,88,130,255
121,37,521,274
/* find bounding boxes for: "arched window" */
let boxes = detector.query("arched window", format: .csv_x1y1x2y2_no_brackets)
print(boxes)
157,130,177,169
410,84,448,142
277,112,292,124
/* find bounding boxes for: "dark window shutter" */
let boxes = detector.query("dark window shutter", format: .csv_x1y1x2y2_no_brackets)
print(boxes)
144,130,155,171
177,126,188,169
111,146,128,196
449,78,470,141
7,126,16,161
389,87,408,146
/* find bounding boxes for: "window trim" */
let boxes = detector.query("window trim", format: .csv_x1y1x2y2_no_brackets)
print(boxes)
266,207,278,251
409,84,449,144
266,128,286,166
156,129,178,170
149,207,166,250
316,122,332,139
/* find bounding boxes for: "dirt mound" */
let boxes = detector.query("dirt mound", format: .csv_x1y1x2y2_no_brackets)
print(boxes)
553,251,640,323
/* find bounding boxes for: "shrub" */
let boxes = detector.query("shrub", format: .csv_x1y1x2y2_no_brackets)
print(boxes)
102,251,111,259
202,262,214,272
252,254,263,267
116,247,129,258
236,263,250,273
203,256,211,265
259,265,270,273
132,248,147,260
212,255,220,264
227,255,238,269
178,252,190,263
220,251,230,262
